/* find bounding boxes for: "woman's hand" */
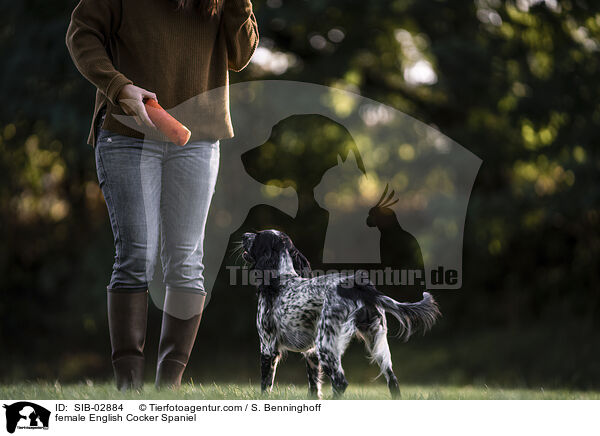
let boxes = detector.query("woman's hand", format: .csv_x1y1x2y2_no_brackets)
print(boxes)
117,84,157,129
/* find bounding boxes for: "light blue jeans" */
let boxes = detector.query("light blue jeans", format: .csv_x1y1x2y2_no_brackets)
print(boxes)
94,127,220,296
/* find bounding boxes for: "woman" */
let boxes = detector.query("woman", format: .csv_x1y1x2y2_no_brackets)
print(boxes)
65,0,258,391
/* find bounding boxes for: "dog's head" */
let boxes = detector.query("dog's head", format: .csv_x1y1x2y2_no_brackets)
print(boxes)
241,230,311,279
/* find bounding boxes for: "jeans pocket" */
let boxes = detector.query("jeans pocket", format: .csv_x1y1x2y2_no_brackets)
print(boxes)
96,128,113,145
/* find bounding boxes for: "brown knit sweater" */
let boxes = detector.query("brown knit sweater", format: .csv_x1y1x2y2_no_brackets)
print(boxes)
66,0,259,147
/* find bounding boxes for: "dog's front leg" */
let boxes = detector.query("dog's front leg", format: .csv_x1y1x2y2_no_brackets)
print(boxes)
257,296,279,393
260,351,280,393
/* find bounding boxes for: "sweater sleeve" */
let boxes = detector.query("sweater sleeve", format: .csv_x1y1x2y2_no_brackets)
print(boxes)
65,0,132,105
223,0,259,72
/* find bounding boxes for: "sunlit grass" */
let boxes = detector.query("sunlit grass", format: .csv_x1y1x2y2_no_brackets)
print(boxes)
1,382,598,400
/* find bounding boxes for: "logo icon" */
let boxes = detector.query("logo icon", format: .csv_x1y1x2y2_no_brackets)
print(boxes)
115,80,481,318
3,402,50,434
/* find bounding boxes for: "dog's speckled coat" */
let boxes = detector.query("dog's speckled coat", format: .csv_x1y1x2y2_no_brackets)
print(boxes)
242,229,440,398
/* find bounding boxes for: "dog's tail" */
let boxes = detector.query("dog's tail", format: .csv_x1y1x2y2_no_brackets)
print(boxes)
377,292,440,341
337,275,441,340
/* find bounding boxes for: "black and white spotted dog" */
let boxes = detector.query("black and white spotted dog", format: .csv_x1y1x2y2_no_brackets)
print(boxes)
240,229,441,398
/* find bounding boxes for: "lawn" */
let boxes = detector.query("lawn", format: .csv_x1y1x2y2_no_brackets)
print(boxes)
1,382,598,400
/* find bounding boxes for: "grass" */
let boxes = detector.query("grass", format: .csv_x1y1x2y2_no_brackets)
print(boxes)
1,381,599,400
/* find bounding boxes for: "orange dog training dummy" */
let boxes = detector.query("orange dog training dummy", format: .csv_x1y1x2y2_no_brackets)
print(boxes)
143,98,191,146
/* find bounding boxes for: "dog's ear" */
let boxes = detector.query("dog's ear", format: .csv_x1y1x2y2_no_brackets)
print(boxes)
254,250,280,292
290,246,311,277
254,247,278,272
252,238,283,294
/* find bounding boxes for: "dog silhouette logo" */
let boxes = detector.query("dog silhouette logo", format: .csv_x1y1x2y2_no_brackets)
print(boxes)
3,402,50,433
114,80,481,317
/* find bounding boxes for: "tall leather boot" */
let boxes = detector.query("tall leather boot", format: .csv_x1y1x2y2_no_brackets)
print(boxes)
155,291,206,389
107,288,148,391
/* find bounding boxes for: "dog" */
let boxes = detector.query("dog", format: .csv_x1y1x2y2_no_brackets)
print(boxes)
240,229,441,398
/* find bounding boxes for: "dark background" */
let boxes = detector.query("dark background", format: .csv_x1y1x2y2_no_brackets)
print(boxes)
1,0,599,389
